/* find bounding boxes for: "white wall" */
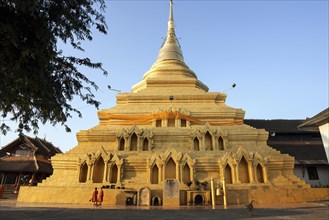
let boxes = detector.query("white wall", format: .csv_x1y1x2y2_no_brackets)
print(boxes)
294,165,329,187
319,123,329,162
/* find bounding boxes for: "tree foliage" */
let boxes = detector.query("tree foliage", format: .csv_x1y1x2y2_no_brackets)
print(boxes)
0,0,108,135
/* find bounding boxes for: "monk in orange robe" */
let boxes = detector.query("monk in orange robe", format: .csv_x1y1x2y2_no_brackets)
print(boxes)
98,187,104,205
91,187,98,205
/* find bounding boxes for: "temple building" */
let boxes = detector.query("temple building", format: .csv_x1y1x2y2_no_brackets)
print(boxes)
18,1,328,206
0,135,62,197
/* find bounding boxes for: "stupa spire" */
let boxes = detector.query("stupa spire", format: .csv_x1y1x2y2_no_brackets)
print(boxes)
155,0,184,62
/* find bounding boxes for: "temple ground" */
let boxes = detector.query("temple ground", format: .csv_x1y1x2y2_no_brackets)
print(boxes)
1,196,328,220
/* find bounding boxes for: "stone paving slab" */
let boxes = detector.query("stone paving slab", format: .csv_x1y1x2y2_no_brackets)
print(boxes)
1,198,328,220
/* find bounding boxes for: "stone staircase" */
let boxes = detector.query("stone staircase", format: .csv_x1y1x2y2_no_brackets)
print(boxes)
1,191,18,200
271,175,310,189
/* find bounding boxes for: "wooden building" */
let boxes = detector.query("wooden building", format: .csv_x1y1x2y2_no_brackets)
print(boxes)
0,135,62,193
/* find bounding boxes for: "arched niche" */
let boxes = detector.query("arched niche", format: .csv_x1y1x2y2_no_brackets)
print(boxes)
119,137,125,151
239,156,249,183
156,119,162,127
205,131,213,151
256,163,264,183
194,194,204,205
110,164,118,184
79,162,88,183
93,156,104,183
143,138,149,151
168,118,175,127
218,136,224,150
224,164,233,184
193,137,200,151
181,119,187,127
165,158,176,179
152,196,162,206
182,163,191,184
151,164,159,184
130,133,138,151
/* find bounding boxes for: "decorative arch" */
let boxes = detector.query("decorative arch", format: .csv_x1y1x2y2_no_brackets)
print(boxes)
151,164,159,184
182,163,190,184
238,156,250,183
219,152,236,184
119,137,125,151
93,156,105,183
79,161,88,183
193,137,200,151
110,163,118,183
224,163,233,184
181,153,195,184
108,154,123,185
256,163,264,183
147,155,163,184
152,196,162,206
204,131,213,151
252,153,267,183
130,133,138,151
165,158,176,179
218,136,224,150
142,138,149,151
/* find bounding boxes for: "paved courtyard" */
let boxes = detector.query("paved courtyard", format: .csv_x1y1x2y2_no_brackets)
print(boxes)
1,197,328,220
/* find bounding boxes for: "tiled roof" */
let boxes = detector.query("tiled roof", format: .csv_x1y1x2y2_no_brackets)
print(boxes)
0,134,62,157
244,119,307,133
299,108,329,130
244,119,327,165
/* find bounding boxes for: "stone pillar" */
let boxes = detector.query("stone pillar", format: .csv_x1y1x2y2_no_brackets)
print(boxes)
211,136,215,151
159,164,163,183
136,134,143,151
87,163,93,183
162,162,166,182
262,166,268,183
162,119,168,127
124,135,129,151
179,164,183,182
108,163,113,184
252,163,258,183
176,162,180,180
248,161,255,183
190,165,195,183
201,137,205,151
233,164,239,184
116,165,121,185
176,118,181,127
103,161,109,183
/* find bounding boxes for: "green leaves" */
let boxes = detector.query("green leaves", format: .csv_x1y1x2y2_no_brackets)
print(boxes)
0,0,108,135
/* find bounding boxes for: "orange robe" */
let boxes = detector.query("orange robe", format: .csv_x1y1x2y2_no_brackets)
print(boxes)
98,189,104,203
91,190,98,203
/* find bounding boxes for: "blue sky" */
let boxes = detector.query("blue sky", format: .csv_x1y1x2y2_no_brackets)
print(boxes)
1,0,328,152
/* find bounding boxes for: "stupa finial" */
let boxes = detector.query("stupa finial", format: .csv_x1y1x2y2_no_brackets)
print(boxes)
169,0,173,21
155,0,184,62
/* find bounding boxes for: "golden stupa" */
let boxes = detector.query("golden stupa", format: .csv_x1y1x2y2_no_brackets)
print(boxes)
19,0,327,206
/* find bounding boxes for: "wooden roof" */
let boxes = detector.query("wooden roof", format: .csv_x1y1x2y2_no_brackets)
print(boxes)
0,134,62,156
0,156,53,173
